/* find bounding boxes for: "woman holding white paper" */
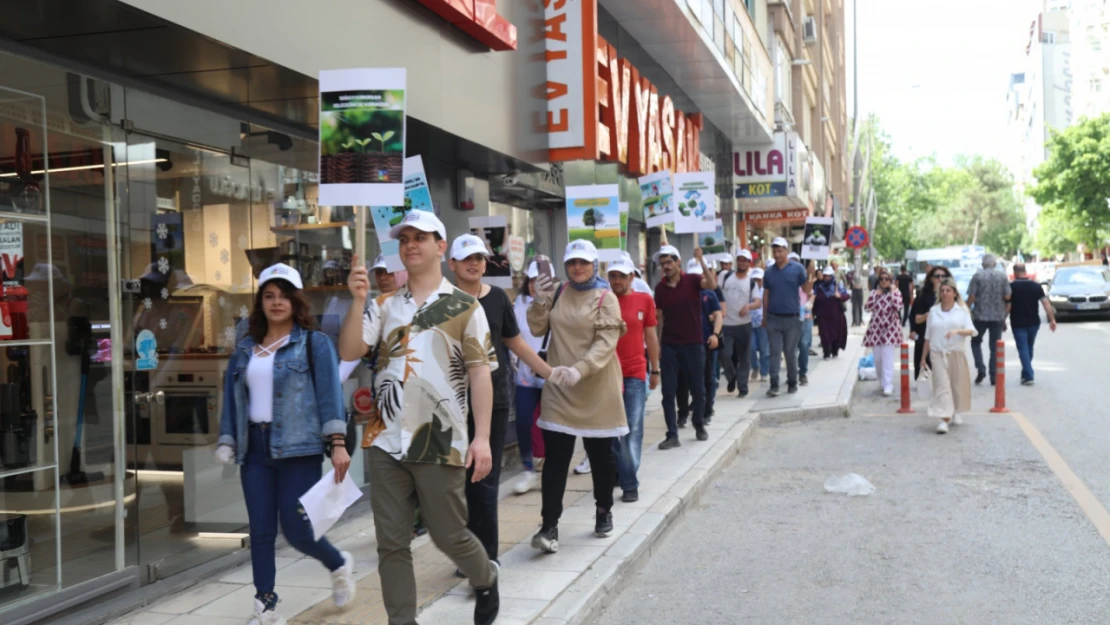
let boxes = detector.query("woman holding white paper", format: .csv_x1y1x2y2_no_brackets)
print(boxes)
214,263,355,625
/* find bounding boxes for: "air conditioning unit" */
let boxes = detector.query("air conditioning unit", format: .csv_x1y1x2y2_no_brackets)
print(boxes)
803,16,817,45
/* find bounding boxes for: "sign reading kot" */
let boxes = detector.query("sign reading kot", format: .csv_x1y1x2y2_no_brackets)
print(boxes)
541,0,702,174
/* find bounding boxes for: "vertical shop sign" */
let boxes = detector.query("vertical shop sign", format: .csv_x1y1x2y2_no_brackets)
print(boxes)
318,68,406,207
543,0,594,159
673,171,717,234
0,222,24,287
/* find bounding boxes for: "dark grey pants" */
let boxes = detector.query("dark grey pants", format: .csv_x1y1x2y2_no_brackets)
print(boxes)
720,324,753,393
766,314,803,389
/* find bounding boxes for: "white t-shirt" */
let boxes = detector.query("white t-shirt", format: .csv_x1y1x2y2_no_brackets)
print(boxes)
247,351,275,423
924,304,977,354
720,271,754,326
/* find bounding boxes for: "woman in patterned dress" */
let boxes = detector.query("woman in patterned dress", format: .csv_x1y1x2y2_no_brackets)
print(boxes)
863,268,904,396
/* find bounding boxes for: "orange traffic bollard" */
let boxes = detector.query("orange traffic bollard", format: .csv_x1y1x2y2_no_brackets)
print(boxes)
897,342,914,414
989,339,1009,413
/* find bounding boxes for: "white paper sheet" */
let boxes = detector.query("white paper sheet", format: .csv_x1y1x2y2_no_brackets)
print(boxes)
299,469,364,541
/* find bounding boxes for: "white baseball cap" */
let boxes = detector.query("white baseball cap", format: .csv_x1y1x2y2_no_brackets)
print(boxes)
525,257,554,279
652,244,682,264
620,251,643,276
371,254,388,271
258,263,303,290
607,259,636,275
450,234,490,261
751,268,765,279
685,258,703,275
736,249,753,261
788,252,801,262
388,210,446,240
564,239,599,263
822,266,835,276
772,236,789,248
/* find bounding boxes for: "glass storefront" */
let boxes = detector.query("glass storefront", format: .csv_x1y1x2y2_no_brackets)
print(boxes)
0,48,376,618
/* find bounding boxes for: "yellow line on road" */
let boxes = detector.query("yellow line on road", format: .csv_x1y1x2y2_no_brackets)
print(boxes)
1010,411,1110,549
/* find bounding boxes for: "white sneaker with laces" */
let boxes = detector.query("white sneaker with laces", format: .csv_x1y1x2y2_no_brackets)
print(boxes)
952,414,963,426
251,599,287,625
936,420,949,434
331,551,356,608
513,470,539,494
574,457,591,475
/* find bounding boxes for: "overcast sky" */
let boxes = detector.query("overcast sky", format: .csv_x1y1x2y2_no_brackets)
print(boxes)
847,0,1043,164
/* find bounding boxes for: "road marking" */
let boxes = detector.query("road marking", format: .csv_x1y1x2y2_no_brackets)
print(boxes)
1010,411,1110,549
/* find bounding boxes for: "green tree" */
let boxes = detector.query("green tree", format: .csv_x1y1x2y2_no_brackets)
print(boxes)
1034,206,1083,258
582,208,605,230
1030,113,1110,248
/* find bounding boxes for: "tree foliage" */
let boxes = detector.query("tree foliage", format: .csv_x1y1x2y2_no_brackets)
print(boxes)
1029,113,1110,249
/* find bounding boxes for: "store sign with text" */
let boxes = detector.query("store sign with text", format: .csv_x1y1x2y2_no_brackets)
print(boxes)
733,132,812,206
540,0,702,174
741,208,810,223
416,0,517,50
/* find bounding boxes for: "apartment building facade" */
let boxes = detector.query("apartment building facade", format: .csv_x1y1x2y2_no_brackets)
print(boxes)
1068,0,1110,118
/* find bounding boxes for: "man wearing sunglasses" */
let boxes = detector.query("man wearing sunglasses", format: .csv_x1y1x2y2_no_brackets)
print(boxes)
909,267,951,379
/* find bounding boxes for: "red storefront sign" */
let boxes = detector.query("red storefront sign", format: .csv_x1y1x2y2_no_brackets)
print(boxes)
742,208,809,223
417,0,517,51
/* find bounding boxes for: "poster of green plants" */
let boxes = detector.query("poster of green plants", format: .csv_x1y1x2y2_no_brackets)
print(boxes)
318,68,406,206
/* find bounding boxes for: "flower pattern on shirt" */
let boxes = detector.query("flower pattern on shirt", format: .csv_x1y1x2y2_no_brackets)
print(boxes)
966,269,1012,322
864,288,904,347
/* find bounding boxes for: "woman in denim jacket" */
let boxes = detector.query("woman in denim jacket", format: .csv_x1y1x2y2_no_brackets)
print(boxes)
215,263,355,625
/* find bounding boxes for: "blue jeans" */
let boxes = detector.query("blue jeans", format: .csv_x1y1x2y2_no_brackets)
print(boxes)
1012,324,1040,382
705,349,720,414
798,318,813,376
242,424,344,600
751,326,770,376
661,343,706,437
614,377,647,492
514,386,543,470
971,320,1005,382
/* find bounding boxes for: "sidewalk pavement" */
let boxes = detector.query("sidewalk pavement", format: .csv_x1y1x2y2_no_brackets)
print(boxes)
110,333,864,625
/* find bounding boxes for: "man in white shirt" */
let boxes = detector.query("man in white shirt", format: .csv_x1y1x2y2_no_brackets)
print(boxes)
718,250,761,398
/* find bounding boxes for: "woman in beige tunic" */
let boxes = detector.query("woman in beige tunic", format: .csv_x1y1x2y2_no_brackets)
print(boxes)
920,278,977,434
527,240,627,554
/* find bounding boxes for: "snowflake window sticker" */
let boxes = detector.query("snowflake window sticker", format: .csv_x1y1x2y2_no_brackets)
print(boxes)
157,256,170,275
209,232,219,248
239,305,249,320
143,298,152,310
160,288,169,300
224,326,236,346
220,249,230,265
156,222,169,240
218,296,227,308
159,318,168,330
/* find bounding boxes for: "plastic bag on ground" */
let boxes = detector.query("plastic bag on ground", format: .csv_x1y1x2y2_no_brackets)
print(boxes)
858,366,878,381
824,473,875,497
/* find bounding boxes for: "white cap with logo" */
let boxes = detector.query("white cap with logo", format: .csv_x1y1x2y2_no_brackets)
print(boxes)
788,252,801,262
736,249,753,261
685,258,704,275
751,268,765,280
823,266,835,276
388,210,447,240
450,234,490,261
564,239,599,263
607,258,637,275
652,244,682,264
371,254,388,271
258,263,304,290
772,236,789,248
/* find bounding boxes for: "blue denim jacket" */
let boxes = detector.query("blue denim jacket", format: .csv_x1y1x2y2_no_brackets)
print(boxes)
218,324,347,463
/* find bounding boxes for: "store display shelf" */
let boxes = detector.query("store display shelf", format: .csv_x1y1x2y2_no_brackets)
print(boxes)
0,339,53,348
271,222,353,233
0,208,48,223
0,463,56,480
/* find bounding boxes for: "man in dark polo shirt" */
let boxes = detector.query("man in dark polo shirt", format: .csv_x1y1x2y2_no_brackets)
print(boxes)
761,237,813,396
654,244,717,450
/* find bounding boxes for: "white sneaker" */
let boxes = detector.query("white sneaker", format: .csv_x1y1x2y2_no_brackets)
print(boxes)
936,420,949,434
331,551,356,608
574,457,591,475
882,388,894,397
251,599,287,625
953,414,963,426
513,470,539,495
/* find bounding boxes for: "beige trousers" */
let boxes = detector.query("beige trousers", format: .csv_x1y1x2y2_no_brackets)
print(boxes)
928,349,971,419
367,447,496,625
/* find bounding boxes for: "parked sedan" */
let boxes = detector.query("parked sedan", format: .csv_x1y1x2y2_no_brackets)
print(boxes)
1047,266,1110,317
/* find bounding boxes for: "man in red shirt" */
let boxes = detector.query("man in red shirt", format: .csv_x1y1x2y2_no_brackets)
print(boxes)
653,244,717,449
607,258,660,503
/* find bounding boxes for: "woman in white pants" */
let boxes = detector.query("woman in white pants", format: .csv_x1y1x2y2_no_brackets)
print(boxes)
863,268,904,395
920,278,976,434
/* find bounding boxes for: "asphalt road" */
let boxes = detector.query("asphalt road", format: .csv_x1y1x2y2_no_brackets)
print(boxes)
595,316,1110,625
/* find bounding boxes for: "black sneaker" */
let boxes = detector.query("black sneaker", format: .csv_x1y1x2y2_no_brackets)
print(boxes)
787,384,798,394
1021,379,1034,386
531,525,559,554
677,415,688,429
658,435,681,450
767,386,780,397
695,428,709,441
727,378,737,393
595,510,614,537
799,374,809,386
474,561,500,625
621,489,639,503
704,412,713,425
975,370,986,385
738,390,748,398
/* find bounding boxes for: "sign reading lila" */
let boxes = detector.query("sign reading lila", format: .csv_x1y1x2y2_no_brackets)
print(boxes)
733,134,787,199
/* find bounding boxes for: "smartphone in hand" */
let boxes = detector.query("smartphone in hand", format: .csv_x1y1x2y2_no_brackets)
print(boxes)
537,257,553,279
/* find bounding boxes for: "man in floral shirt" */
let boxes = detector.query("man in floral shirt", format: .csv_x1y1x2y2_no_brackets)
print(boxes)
966,254,1012,386
339,211,501,625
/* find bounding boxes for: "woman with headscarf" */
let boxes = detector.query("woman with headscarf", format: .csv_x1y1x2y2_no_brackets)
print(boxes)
921,277,976,434
908,265,952,379
863,267,904,396
813,266,850,359
527,240,627,554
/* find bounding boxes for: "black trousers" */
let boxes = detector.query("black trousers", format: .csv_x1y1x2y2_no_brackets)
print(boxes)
851,288,864,325
466,405,509,561
540,430,616,528
902,299,911,325
913,336,931,380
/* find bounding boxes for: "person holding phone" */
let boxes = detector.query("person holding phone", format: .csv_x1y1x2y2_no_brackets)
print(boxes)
863,267,905,396
215,263,355,625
